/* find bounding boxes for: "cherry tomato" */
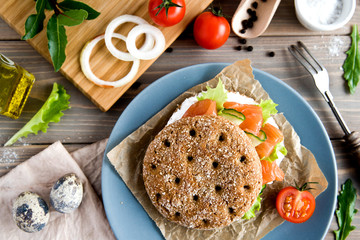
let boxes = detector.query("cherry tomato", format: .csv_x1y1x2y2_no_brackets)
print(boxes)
148,0,186,27
193,8,230,49
276,183,316,223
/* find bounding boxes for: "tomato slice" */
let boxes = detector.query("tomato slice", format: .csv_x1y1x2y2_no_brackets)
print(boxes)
182,99,217,118
256,123,284,159
223,102,263,135
276,186,316,223
261,159,284,184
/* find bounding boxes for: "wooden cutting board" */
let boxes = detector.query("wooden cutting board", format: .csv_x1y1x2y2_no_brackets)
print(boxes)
0,0,213,111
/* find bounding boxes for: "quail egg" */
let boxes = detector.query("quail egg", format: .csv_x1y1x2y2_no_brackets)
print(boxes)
12,191,50,233
50,173,83,213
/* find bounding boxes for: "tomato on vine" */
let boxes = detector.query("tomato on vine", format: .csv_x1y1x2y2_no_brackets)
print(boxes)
193,7,230,49
148,0,186,27
276,182,317,223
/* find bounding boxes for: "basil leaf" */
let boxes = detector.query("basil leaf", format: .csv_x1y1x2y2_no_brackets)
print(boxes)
58,0,101,20
22,0,47,40
47,14,68,72
343,25,360,94
334,179,358,240
58,9,88,26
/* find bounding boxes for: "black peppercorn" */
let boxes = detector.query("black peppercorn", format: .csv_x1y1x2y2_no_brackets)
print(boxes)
239,38,247,44
268,51,275,57
247,46,253,51
234,46,242,51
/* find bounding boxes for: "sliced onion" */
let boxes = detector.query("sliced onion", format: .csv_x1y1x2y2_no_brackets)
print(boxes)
104,15,154,61
80,33,139,88
126,24,166,60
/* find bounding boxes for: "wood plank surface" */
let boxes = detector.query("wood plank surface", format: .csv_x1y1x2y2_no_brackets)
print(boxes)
1,0,360,239
0,0,213,111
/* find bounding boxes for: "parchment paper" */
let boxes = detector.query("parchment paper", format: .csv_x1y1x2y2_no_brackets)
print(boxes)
107,59,328,240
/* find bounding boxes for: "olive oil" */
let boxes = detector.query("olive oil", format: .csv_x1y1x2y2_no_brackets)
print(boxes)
0,54,35,119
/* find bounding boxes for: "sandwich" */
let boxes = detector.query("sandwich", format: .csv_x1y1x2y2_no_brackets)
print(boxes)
142,79,287,229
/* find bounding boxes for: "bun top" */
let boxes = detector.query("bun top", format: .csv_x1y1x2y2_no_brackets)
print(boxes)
143,115,262,229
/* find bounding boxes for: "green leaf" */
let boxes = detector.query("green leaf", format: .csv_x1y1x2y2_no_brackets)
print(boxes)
259,99,278,124
58,0,101,20
334,179,358,240
197,79,228,111
58,9,88,26
47,14,68,72
44,0,54,10
243,185,266,219
263,143,287,162
22,0,47,40
343,25,360,94
4,83,70,146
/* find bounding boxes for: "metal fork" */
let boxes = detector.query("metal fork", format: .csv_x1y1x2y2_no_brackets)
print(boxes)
288,41,360,162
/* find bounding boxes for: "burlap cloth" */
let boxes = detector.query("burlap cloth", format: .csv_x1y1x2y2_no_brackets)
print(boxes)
0,139,115,240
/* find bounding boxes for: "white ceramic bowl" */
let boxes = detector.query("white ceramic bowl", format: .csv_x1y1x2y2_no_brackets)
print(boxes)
295,0,356,31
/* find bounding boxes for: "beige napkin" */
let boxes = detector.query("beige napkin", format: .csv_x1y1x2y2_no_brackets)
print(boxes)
0,140,115,240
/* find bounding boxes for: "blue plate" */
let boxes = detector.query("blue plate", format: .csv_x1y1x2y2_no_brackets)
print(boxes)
102,63,337,240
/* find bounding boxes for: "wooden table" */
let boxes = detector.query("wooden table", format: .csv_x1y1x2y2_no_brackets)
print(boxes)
1,0,359,239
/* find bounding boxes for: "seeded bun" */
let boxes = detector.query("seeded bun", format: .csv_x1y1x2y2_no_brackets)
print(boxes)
143,115,262,229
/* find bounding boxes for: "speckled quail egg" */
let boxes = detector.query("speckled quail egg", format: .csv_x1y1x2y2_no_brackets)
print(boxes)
12,191,50,233
50,173,83,213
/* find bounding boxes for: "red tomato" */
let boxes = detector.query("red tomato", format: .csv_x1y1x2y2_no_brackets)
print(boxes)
148,0,186,27
276,185,316,223
261,160,284,184
193,8,230,49
182,99,217,118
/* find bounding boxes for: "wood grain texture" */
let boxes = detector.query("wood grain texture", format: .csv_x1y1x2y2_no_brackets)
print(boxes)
1,0,360,239
0,0,213,111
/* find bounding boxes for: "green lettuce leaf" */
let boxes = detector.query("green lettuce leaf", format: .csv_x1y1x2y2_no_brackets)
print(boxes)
243,185,266,219
259,99,278,124
4,83,70,146
343,24,360,94
334,179,358,240
197,79,227,111
263,143,287,162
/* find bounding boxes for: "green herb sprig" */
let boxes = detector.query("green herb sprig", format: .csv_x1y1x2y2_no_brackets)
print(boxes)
334,179,358,240
23,0,100,72
343,25,360,94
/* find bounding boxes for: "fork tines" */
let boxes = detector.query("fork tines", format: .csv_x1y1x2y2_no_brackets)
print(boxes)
288,41,325,75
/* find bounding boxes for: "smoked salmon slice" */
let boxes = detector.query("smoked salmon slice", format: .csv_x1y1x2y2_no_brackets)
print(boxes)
261,159,285,184
182,99,217,118
255,123,284,159
223,102,263,135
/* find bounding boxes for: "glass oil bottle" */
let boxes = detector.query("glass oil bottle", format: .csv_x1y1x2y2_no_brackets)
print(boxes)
0,53,35,119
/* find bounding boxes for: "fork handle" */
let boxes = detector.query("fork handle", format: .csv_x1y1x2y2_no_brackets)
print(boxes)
344,131,360,164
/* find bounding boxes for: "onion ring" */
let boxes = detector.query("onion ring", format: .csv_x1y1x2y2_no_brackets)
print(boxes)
80,33,139,88
104,15,154,61
126,24,166,60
